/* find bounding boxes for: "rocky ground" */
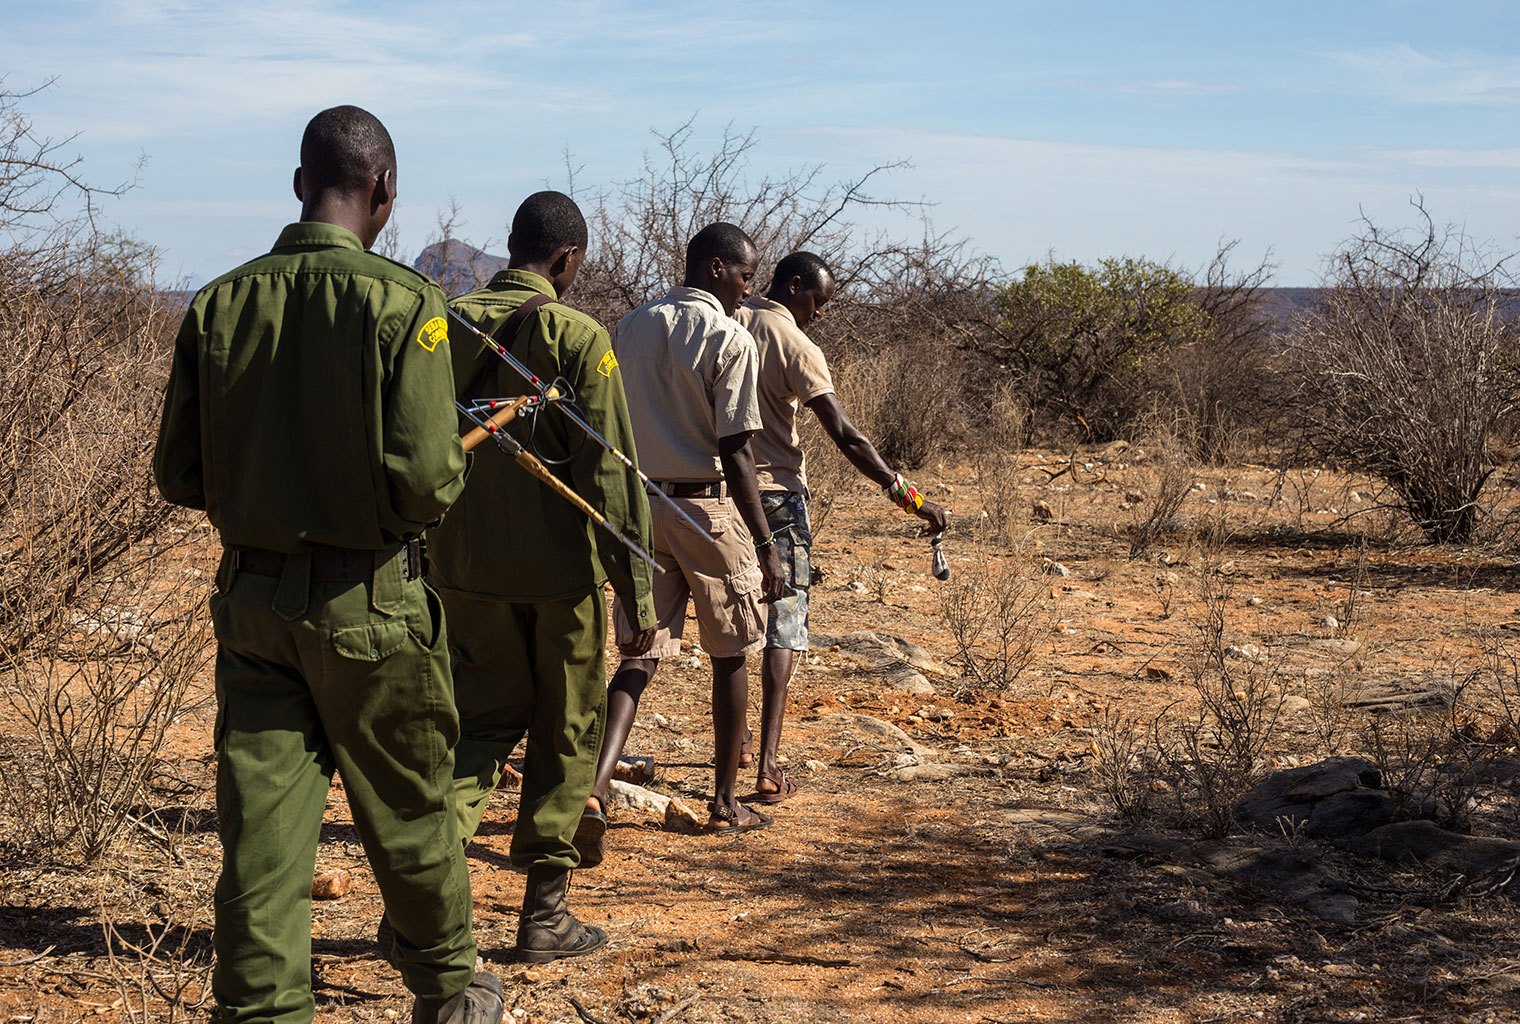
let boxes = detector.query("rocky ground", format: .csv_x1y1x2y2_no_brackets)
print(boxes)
3,447,1520,1023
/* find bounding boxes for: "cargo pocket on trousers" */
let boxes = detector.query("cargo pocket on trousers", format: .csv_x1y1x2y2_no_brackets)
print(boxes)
330,619,409,662
727,561,764,641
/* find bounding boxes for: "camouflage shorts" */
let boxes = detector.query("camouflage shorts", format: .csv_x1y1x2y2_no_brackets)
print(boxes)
761,491,812,651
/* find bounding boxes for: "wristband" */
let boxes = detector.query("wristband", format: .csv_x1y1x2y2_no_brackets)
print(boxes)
754,532,775,550
884,472,925,513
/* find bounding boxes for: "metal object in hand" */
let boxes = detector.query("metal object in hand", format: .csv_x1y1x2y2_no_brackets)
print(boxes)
931,533,950,581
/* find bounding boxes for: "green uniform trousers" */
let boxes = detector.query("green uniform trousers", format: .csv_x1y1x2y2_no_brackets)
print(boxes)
208,551,477,1023
441,587,607,870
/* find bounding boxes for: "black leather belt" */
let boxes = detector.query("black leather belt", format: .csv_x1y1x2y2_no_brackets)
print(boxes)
653,480,725,498
231,539,424,582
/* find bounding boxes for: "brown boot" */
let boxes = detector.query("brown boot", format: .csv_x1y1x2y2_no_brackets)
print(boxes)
411,971,503,1024
515,865,607,963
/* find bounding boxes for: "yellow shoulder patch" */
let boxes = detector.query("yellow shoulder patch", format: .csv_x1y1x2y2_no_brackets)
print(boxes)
416,316,448,352
596,349,619,378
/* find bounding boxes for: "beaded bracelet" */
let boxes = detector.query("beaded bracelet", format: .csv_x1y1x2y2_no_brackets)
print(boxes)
885,472,925,513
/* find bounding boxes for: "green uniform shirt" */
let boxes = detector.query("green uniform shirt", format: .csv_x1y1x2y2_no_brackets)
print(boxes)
153,222,466,551
429,269,656,629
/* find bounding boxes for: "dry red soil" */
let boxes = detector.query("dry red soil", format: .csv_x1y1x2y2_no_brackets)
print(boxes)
3,449,1519,1023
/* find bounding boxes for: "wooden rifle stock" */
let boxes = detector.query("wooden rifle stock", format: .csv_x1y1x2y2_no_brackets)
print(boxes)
460,387,560,453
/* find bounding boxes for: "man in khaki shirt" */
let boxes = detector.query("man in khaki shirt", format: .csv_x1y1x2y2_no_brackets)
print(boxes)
736,252,948,803
595,222,784,835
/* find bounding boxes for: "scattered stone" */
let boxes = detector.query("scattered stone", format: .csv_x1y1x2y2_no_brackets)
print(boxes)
613,755,656,785
804,759,829,773
1302,789,1397,840
655,938,699,952
664,797,703,834
1041,559,1071,578
652,712,672,728
1344,676,1454,713
1245,596,1264,608
1225,643,1264,662
813,631,949,694
311,869,352,900
913,705,954,722
1281,695,1312,714
1144,665,1174,681
680,655,702,668
1352,820,1520,883
1320,614,1340,630
1193,843,1358,924
846,581,868,594
1297,638,1362,658
891,762,965,783
606,779,671,819
810,712,935,758
1236,756,1382,831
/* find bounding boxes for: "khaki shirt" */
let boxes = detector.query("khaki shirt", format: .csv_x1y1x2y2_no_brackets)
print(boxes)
153,222,465,552
735,297,836,495
427,269,657,628
613,287,760,481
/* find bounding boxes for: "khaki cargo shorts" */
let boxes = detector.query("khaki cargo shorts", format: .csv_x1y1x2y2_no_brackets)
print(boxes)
613,493,765,660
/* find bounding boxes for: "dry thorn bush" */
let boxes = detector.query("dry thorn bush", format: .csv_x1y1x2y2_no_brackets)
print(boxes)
971,381,1029,547
99,866,215,1023
0,560,211,865
1128,422,1196,560
1284,199,1520,544
1090,702,1157,822
937,541,1054,692
1152,564,1286,838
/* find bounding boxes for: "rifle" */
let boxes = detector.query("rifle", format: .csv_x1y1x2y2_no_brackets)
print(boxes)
448,307,717,544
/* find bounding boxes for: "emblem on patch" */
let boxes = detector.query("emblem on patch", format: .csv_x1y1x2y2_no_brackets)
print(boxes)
416,316,448,352
596,350,619,378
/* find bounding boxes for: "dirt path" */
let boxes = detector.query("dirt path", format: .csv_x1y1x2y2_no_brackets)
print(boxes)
3,452,1519,1022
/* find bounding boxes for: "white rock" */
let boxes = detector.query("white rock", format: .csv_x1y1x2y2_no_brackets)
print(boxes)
605,779,670,818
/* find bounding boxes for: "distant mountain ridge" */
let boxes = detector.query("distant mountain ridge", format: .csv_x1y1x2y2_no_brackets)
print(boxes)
413,239,509,297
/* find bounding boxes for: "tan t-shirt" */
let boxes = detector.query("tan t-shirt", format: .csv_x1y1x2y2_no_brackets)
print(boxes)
614,286,761,481
735,297,836,495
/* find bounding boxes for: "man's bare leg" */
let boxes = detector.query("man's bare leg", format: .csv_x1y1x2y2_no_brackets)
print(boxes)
755,647,800,800
588,658,657,813
709,655,767,827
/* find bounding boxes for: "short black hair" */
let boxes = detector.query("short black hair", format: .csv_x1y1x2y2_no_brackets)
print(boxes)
770,251,833,293
509,190,589,263
299,105,396,193
686,222,756,275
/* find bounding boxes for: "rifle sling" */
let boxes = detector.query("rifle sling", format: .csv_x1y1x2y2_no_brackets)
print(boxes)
459,292,555,404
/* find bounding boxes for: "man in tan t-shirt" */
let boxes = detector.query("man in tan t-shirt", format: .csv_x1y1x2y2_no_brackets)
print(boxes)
592,222,785,836
736,251,949,803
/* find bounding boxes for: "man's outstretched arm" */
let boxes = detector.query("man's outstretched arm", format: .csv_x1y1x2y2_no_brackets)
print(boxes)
805,392,949,534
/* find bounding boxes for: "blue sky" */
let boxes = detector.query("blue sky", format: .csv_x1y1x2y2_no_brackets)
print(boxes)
4,0,1520,286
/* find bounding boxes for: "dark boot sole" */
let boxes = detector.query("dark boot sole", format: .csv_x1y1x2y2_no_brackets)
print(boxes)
513,934,609,963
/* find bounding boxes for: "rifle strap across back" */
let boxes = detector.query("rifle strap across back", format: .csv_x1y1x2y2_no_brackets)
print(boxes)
460,293,555,402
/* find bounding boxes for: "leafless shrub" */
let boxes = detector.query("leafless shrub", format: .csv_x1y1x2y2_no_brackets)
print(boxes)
1128,423,1196,559
0,562,212,864
99,866,214,1023
1164,242,1279,463
1283,199,1520,543
1154,566,1285,838
1297,665,1357,755
970,381,1029,546
1091,702,1157,822
0,85,208,865
938,545,1054,691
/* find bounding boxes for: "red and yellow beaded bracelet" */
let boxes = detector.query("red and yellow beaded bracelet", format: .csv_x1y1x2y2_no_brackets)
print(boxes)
885,472,924,513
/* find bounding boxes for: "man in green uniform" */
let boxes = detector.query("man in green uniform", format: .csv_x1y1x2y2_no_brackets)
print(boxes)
153,106,501,1024
428,191,657,962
